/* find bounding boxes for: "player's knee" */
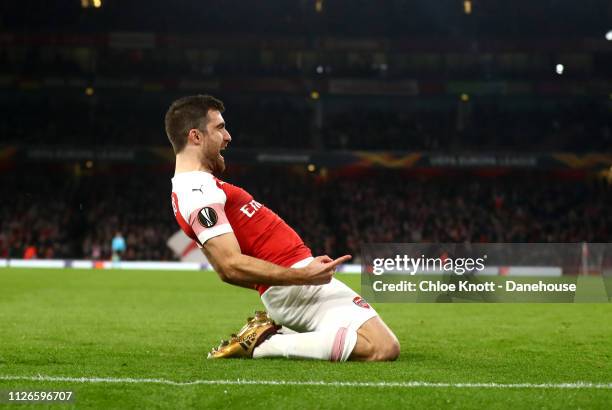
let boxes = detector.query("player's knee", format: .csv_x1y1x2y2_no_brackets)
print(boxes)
373,337,400,362
359,336,400,362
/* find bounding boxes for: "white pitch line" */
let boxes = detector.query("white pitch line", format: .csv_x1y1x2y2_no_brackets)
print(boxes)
0,375,611,389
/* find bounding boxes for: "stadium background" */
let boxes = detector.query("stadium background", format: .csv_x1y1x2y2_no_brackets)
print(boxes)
0,1,611,409
1,0,611,261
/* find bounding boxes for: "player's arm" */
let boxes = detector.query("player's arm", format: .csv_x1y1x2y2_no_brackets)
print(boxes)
202,232,351,287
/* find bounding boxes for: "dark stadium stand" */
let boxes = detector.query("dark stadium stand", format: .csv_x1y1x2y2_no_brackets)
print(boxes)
1,95,610,151
2,167,611,261
1,0,610,260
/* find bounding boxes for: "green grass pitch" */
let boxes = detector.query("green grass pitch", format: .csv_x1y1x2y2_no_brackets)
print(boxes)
0,268,611,409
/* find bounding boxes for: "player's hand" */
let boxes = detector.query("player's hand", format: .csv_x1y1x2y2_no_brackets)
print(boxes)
296,255,352,285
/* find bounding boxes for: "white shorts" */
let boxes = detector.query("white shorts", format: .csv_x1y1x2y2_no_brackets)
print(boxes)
261,257,378,333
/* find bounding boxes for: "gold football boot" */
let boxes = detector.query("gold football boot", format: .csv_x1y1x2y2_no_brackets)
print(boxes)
207,311,280,359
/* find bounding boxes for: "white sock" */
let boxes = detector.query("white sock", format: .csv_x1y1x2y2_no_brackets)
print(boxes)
253,327,357,362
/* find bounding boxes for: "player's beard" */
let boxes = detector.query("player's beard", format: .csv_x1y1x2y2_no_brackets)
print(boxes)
202,144,226,174
215,151,226,173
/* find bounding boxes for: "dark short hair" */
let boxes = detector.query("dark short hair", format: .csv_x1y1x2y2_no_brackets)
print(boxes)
164,95,225,154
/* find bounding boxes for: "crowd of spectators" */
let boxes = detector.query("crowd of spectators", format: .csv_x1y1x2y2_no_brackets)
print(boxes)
1,168,611,261
0,174,74,260
0,172,176,261
252,170,612,257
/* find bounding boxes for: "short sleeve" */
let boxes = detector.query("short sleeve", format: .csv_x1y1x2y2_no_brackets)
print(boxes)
188,202,233,244
176,177,234,245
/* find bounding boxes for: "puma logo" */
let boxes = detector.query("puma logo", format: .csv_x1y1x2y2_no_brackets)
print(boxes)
192,185,205,194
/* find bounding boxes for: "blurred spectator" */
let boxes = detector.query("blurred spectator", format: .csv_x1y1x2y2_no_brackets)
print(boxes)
111,232,126,261
23,245,37,259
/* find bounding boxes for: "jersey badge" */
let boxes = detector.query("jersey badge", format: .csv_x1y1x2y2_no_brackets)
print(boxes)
353,296,371,309
198,207,218,228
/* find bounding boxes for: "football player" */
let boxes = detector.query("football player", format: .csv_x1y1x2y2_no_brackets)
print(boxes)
166,95,399,361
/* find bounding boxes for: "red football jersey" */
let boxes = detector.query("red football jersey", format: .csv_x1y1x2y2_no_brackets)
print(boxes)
171,171,312,294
